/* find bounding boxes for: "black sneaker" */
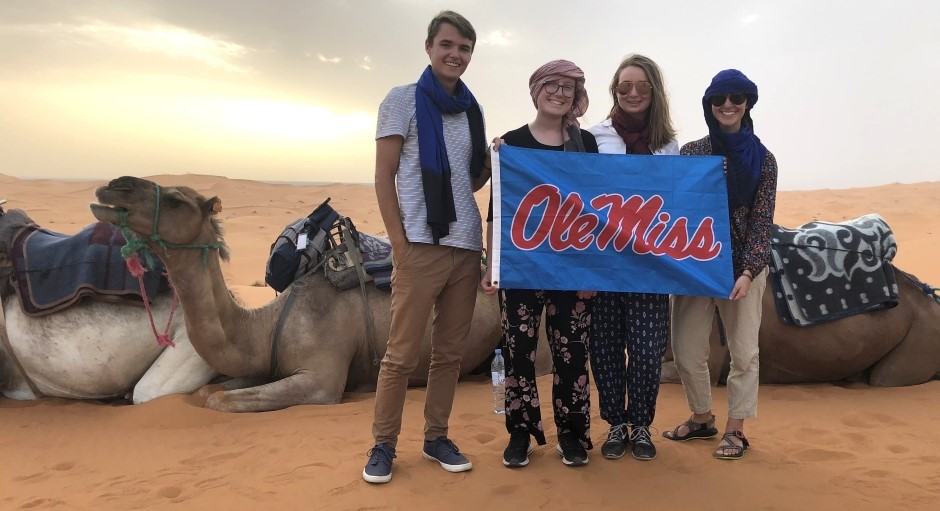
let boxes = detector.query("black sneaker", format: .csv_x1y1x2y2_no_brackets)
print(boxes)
503,432,534,468
601,423,628,459
630,425,657,461
362,443,396,483
555,433,589,466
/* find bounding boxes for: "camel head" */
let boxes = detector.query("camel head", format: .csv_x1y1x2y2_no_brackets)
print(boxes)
90,176,229,261
0,205,34,297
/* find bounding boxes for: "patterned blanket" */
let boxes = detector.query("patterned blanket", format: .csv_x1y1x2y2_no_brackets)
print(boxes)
10,222,166,317
322,231,392,291
359,232,392,290
768,214,899,326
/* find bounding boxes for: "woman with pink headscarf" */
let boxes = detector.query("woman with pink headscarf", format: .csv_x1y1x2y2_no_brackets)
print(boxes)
481,60,597,468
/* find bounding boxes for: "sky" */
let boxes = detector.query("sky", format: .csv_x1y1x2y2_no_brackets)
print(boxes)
1,0,938,190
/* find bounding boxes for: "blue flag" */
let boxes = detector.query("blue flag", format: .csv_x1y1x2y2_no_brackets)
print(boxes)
492,146,733,298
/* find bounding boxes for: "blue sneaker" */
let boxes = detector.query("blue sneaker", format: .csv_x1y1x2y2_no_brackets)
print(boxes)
422,437,472,473
362,443,396,483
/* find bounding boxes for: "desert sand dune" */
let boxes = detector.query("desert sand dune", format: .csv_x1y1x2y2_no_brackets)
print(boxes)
1,174,938,510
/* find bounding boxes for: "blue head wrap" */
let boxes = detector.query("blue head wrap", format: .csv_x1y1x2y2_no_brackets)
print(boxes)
702,69,767,207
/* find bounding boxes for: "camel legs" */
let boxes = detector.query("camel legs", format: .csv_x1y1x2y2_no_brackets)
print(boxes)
204,372,346,412
132,335,217,404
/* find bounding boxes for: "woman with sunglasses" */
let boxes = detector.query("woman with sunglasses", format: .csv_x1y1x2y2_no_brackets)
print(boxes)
585,54,678,462
663,69,777,460
481,60,597,468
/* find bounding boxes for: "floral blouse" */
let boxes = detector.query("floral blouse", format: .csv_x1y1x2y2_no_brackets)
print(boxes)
680,136,778,279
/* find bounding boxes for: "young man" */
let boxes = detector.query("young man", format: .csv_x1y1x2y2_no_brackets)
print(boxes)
363,10,491,484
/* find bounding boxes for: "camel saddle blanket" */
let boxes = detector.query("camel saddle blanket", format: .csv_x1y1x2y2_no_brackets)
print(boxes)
768,213,899,327
324,231,392,291
10,222,166,317
359,232,392,290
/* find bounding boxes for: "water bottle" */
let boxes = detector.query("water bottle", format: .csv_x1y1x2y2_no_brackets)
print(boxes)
491,348,506,414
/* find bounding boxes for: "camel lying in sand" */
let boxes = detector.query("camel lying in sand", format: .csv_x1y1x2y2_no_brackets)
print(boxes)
90,176,502,412
661,265,940,387
0,203,216,403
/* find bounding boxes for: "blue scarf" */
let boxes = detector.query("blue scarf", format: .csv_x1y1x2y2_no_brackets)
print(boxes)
702,69,768,207
415,65,485,243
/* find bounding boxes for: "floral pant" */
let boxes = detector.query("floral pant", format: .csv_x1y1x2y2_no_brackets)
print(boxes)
499,288,592,448
590,291,669,429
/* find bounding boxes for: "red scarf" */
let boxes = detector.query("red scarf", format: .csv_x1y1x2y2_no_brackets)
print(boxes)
610,108,653,155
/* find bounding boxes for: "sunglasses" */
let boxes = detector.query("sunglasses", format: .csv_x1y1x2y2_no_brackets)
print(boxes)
709,93,748,107
615,81,653,95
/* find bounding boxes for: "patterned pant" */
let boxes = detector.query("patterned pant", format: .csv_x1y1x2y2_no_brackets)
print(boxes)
499,288,593,448
590,291,669,428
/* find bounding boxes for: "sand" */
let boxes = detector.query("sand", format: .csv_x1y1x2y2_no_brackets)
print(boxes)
2,174,939,510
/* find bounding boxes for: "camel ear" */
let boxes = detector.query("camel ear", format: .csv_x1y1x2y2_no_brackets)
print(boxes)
205,197,222,215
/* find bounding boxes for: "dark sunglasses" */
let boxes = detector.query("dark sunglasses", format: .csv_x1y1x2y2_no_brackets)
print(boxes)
709,93,748,107
615,81,653,95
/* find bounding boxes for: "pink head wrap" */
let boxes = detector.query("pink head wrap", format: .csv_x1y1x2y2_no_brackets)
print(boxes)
528,59,589,127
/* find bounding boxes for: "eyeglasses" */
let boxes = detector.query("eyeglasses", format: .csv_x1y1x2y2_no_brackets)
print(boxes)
709,93,748,107
542,81,575,98
615,81,653,96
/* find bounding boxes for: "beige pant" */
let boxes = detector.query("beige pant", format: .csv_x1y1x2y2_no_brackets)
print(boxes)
670,268,768,419
372,243,481,448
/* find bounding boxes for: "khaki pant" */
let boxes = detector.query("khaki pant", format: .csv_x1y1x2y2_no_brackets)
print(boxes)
670,269,768,419
372,243,481,448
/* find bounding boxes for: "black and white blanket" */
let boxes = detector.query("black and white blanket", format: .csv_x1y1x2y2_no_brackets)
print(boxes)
768,214,899,326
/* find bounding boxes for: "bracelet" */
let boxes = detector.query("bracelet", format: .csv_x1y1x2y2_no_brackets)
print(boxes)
741,271,753,281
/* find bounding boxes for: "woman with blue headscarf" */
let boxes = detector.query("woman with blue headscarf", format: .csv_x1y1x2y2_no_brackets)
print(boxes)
663,69,778,460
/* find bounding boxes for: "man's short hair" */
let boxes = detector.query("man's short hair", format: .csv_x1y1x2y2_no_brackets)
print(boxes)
426,10,476,51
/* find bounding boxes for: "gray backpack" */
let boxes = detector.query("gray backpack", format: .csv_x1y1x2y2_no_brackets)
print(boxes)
265,198,339,292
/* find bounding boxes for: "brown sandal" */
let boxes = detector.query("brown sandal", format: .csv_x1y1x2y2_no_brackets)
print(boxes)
713,431,749,460
662,415,719,441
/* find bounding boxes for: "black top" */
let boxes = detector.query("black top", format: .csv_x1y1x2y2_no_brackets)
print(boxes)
487,124,599,221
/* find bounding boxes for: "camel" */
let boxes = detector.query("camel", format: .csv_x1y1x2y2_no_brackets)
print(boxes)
661,265,940,387
0,204,216,403
90,176,503,412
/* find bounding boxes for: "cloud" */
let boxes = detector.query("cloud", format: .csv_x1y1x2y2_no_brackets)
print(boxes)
741,14,760,24
318,53,341,63
1,20,249,72
359,56,372,71
479,30,515,47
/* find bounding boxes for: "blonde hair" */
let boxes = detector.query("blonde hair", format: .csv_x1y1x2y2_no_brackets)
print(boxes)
607,54,677,151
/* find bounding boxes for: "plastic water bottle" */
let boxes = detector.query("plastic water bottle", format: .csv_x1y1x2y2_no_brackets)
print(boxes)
491,348,506,414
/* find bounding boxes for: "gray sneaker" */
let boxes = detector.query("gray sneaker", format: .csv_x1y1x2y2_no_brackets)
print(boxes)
601,423,628,459
630,425,657,461
362,443,396,484
422,437,472,473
